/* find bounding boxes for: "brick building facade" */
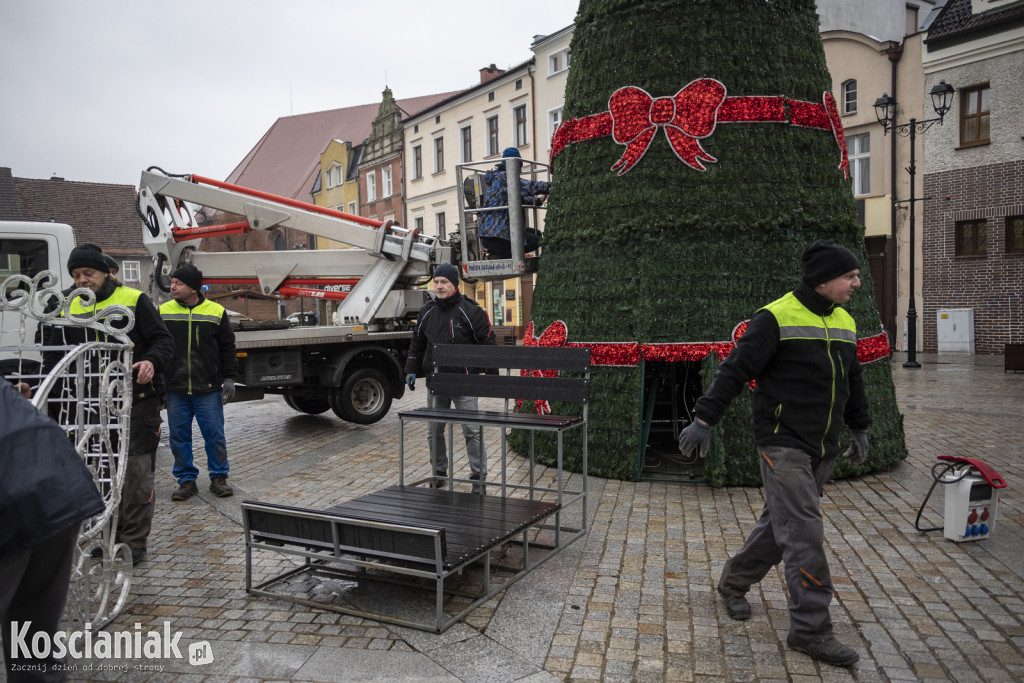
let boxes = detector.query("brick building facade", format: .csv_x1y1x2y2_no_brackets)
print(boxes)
922,160,1024,354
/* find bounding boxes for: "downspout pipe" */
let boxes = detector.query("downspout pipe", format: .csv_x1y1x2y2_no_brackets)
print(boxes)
886,43,904,344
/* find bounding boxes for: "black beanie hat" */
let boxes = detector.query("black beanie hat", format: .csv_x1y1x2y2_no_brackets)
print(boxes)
67,243,110,275
801,239,860,287
433,263,460,288
171,263,204,291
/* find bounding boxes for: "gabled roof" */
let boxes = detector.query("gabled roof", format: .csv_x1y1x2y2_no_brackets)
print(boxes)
403,59,536,124
0,169,147,257
225,92,461,201
927,0,1024,46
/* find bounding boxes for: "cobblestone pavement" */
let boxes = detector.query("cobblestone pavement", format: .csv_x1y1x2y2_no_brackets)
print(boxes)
63,353,1023,682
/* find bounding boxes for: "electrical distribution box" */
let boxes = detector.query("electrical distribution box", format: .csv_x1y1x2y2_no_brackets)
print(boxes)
943,473,998,542
936,308,975,354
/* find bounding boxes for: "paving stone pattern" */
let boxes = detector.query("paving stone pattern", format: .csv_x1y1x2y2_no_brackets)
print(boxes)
64,353,1023,682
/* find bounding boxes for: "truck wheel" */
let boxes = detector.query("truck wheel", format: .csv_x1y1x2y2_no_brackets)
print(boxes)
331,368,392,424
283,394,330,415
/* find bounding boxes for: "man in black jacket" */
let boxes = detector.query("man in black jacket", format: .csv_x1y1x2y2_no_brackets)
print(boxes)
43,243,174,566
404,263,495,492
678,240,870,668
159,264,239,500
1,380,105,681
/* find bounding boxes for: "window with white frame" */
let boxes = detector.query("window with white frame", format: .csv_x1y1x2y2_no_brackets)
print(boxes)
514,104,528,147
848,133,870,196
366,171,377,202
461,125,473,163
382,167,392,197
548,48,570,76
326,169,334,189
414,215,424,233
336,167,344,186
842,80,857,115
487,115,499,156
121,260,140,283
412,145,423,180
435,211,446,237
348,201,357,215
433,136,445,173
549,108,563,144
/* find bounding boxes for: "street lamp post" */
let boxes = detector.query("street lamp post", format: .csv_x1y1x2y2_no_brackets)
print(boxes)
874,79,955,368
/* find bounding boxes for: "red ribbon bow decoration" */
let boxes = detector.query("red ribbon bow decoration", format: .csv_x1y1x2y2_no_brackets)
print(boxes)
608,79,727,175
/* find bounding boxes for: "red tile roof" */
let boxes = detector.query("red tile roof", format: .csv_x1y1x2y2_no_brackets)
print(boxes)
2,170,147,257
225,92,462,201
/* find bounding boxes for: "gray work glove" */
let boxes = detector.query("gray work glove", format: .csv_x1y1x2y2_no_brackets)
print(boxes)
405,373,416,391
221,379,235,405
678,419,711,458
842,429,869,465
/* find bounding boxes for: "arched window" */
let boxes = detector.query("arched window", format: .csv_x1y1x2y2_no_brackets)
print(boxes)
842,80,857,115
273,232,286,251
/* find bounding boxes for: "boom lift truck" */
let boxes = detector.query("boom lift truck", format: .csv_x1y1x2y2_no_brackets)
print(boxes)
138,168,454,424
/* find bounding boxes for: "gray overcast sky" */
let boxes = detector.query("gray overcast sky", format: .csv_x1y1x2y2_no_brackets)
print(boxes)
0,0,579,188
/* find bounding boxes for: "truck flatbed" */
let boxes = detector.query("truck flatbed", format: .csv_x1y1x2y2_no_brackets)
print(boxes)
233,324,412,350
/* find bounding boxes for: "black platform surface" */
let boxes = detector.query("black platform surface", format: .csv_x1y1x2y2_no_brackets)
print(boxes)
324,485,560,570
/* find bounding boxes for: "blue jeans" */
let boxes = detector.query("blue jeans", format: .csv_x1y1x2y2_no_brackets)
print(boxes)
167,391,229,484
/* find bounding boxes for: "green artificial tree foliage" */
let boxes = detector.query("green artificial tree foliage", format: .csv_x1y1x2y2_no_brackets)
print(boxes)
511,0,907,485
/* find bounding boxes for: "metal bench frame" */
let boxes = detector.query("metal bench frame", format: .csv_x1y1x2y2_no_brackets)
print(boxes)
243,344,589,633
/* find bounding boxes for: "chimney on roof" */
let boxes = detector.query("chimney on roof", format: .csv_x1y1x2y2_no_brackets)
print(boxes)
479,64,505,84
50,176,64,181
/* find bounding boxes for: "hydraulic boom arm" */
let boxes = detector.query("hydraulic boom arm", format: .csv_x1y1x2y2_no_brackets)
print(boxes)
138,169,452,326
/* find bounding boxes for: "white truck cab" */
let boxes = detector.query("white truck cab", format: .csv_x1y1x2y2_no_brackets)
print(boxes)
1,221,77,372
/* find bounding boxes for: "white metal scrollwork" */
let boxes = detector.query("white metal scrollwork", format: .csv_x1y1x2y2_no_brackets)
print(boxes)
1,271,135,629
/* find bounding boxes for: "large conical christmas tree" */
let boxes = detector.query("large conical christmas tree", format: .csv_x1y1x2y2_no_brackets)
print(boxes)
516,0,905,486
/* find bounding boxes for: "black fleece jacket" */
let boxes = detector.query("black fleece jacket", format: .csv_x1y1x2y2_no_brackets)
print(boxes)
694,282,871,459
404,292,496,375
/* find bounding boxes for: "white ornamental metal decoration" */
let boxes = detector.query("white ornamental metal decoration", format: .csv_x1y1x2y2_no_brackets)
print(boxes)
1,270,135,629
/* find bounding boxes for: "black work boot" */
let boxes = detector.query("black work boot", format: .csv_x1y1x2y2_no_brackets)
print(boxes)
717,586,751,621
786,634,860,667
209,476,233,497
430,471,448,489
469,473,486,495
171,480,198,501
130,547,147,566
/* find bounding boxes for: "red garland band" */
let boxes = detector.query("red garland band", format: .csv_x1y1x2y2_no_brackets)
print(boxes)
551,80,849,178
515,321,890,412
520,320,891,369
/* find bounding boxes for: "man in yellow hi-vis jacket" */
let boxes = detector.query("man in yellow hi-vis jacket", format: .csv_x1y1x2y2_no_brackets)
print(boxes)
159,264,238,502
678,239,871,668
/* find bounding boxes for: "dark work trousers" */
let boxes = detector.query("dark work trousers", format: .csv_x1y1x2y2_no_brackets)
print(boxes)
116,395,162,550
717,444,837,640
0,524,79,682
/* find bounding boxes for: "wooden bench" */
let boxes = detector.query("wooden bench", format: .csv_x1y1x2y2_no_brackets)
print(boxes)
243,344,590,633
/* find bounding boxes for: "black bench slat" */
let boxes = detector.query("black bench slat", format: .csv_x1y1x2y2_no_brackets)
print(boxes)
426,374,588,403
324,486,560,567
244,502,444,565
328,491,556,539
325,502,511,547
356,485,559,517
431,344,591,371
398,408,583,429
